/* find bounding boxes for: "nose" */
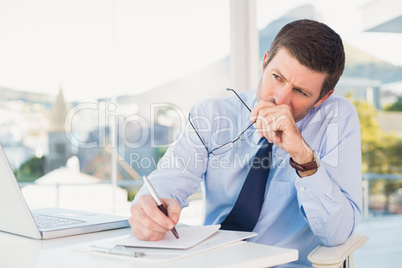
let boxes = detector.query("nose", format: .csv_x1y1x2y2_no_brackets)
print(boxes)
274,85,292,106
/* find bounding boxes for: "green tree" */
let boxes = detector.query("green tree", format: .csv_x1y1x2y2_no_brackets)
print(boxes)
15,156,45,182
349,94,402,213
385,97,402,111
349,95,402,174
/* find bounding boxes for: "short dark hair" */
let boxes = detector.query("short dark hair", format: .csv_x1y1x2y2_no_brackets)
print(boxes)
264,19,345,100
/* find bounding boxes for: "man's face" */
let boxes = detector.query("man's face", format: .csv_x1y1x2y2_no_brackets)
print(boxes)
257,48,332,122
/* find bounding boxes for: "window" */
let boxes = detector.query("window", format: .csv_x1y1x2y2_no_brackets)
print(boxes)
0,0,230,216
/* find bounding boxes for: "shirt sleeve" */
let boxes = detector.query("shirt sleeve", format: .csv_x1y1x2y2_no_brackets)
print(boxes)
133,102,210,208
294,97,363,246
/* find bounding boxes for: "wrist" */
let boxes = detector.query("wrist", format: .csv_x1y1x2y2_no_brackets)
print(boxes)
291,142,314,164
289,145,320,177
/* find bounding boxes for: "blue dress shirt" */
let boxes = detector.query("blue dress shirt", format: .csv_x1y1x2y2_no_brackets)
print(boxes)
134,89,362,267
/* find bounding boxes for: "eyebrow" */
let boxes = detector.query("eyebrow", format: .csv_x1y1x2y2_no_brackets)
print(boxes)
272,68,314,97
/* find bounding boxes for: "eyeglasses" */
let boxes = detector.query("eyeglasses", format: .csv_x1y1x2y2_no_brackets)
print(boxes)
188,88,255,155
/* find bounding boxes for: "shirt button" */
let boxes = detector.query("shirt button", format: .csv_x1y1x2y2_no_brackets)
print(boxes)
299,186,305,192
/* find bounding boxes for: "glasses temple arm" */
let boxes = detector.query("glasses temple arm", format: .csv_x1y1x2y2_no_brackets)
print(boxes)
188,114,209,152
226,88,252,112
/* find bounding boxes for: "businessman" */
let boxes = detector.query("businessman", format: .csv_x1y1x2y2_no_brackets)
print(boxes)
129,19,362,267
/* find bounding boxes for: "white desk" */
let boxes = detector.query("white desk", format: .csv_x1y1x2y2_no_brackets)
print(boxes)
0,228,298,268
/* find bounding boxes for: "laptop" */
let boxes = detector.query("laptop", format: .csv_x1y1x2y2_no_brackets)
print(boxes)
0,144,130,239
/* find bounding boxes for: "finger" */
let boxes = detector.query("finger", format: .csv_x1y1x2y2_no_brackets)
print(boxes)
130,207,162,241
255,113,264,138
129,200,170,241
249,114,258,123
130,200,170,233
258,108,288,129
250,99,276,119
254,104,288,141
163,198,181,224
141,196,175,230
254,105,282,119
273,131,282,144
269,113,288,144
266,123,275,143
255,110,274,141
265,120,276,143
132,219,167,241
256,113,268,140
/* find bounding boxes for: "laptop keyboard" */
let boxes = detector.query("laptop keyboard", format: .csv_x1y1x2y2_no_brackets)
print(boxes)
32,214,84,229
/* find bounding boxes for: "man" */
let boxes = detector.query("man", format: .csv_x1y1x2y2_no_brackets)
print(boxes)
130,19,362,267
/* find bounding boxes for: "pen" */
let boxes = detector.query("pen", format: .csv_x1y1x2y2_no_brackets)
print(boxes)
143,176,180,239
89,245,145,257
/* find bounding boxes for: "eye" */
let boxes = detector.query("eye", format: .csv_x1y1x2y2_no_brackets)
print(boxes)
295,88,308,96
273,74,282,81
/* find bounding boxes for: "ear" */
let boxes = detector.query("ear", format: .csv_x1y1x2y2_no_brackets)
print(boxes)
313,89,334,108
263,51,269,69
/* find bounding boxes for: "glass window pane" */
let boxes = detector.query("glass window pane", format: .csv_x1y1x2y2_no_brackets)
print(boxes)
0,0,230,218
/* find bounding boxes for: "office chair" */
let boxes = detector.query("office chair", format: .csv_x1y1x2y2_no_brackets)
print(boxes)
308,233,369,268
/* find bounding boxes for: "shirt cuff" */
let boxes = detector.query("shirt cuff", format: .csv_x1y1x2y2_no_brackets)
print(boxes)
294,166,332,202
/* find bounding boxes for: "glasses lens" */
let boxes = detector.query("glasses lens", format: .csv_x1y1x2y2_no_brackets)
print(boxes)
211,142,234,155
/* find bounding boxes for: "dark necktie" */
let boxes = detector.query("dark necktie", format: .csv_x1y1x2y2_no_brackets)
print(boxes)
220,140,273,232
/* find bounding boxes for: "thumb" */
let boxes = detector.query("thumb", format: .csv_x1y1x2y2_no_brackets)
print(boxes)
163,198,181,224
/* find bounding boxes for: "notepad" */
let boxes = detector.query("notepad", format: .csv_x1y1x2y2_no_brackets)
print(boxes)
116,224,220,249
73,227,258,263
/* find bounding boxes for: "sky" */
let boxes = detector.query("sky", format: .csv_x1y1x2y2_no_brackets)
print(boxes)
257,0,402,67
0,0,401,102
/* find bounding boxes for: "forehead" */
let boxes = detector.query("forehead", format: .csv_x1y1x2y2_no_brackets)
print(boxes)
267,48,327,95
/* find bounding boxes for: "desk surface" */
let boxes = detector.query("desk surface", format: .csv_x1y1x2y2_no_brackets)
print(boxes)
0,228,298,268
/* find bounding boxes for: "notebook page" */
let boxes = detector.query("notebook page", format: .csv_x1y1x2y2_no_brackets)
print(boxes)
116,225,220,249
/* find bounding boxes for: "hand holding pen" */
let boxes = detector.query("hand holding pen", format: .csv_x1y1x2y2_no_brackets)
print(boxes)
143,176,180,239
